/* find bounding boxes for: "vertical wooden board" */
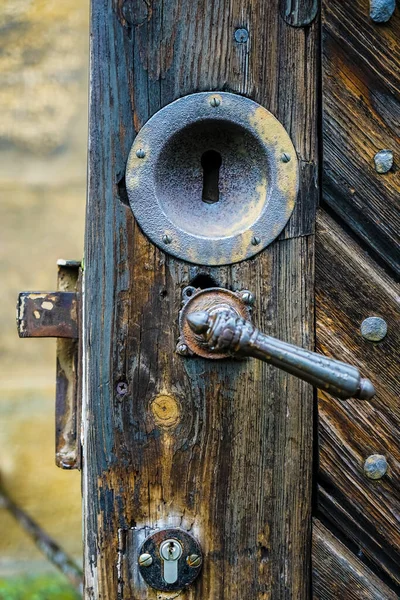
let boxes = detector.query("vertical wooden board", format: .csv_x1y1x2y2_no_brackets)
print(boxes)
322,0,400,274
83,1,318,598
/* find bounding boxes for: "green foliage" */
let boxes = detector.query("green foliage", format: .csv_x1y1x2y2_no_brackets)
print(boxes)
0,575,80,600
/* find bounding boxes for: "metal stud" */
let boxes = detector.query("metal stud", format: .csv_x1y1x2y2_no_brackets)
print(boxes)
210,97,221,108
360,317,387,342
251,236,261,246
136,148,146,159
374,149,393,174
281,152,291,163
364,454,388,480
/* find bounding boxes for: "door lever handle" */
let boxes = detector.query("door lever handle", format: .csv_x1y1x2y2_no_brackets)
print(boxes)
185,307,375,401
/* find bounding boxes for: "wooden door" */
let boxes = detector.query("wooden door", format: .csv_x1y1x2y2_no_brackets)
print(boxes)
80,1,399,599
313,0,400,598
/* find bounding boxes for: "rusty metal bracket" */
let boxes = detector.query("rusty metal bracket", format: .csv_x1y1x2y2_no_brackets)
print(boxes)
17,260,82,470
126,92,298,266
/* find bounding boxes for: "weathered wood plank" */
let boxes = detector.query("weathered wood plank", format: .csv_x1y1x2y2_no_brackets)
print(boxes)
316,210,400,589
322,0,400,274
312,519,398,600
83,1,318,598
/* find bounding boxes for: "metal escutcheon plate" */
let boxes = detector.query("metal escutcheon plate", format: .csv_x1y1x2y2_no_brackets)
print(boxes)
126,92,299,266
138,528,203,592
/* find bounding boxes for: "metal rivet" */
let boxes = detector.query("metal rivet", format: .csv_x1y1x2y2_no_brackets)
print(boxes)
210,97,221,108
162,234,172,244
116,381,128,396
176,343,189,356
136,148,146,159
187,554,202,568
240,290,255,306
234,28,249,43
364,454,388,480
251,236,261,246
373,149,393,174
360,317,387,342
370,0,396,23
281,152,291,163
138,553,153,567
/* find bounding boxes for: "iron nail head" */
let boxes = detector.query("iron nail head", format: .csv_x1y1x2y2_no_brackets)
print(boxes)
364,454,388,480
136,148,146,159
360,316,387,342
138,553,153,567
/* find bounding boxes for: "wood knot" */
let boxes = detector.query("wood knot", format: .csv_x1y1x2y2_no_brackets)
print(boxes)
150,394,181,429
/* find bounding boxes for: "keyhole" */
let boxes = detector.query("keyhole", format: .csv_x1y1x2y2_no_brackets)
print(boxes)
201,150,222,204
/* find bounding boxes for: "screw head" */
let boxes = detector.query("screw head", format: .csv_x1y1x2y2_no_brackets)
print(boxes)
251,236,261,246
281,152,291,163
234,28,249,43
187,553,202,568
364,454,388,480
162,234,172,245
360,317,387,342
136,148,146,158
138,553,153,567
210,97,221,108
176,343,189,356
116,381,128,396
240,290,255,306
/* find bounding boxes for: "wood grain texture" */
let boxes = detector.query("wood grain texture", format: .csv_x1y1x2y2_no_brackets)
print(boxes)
316,210,400,590
280,0,318,27
312,519,399,600
83,0,318,598
322,0,400,274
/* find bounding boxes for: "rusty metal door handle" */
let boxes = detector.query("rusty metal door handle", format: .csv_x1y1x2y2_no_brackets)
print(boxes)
184,306,375,401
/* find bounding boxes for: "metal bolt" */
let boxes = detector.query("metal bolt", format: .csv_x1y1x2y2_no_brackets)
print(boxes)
176,343,189,356
240,290,255,306
116,381,128,396
162,234,172,244
234,28,249,43
281,152,291,163
187,554,202,568
364,454,388,480
360,317,387,342
251,236,261,246
138,553,153,567
136,148,146,159
210,97,221,108
373,149,393,174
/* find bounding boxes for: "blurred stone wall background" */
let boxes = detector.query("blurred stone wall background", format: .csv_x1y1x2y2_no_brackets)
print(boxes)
0,0,88,575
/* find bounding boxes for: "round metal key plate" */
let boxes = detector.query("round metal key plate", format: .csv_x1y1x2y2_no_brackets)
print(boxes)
126,92,298,266
138,528,202,592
